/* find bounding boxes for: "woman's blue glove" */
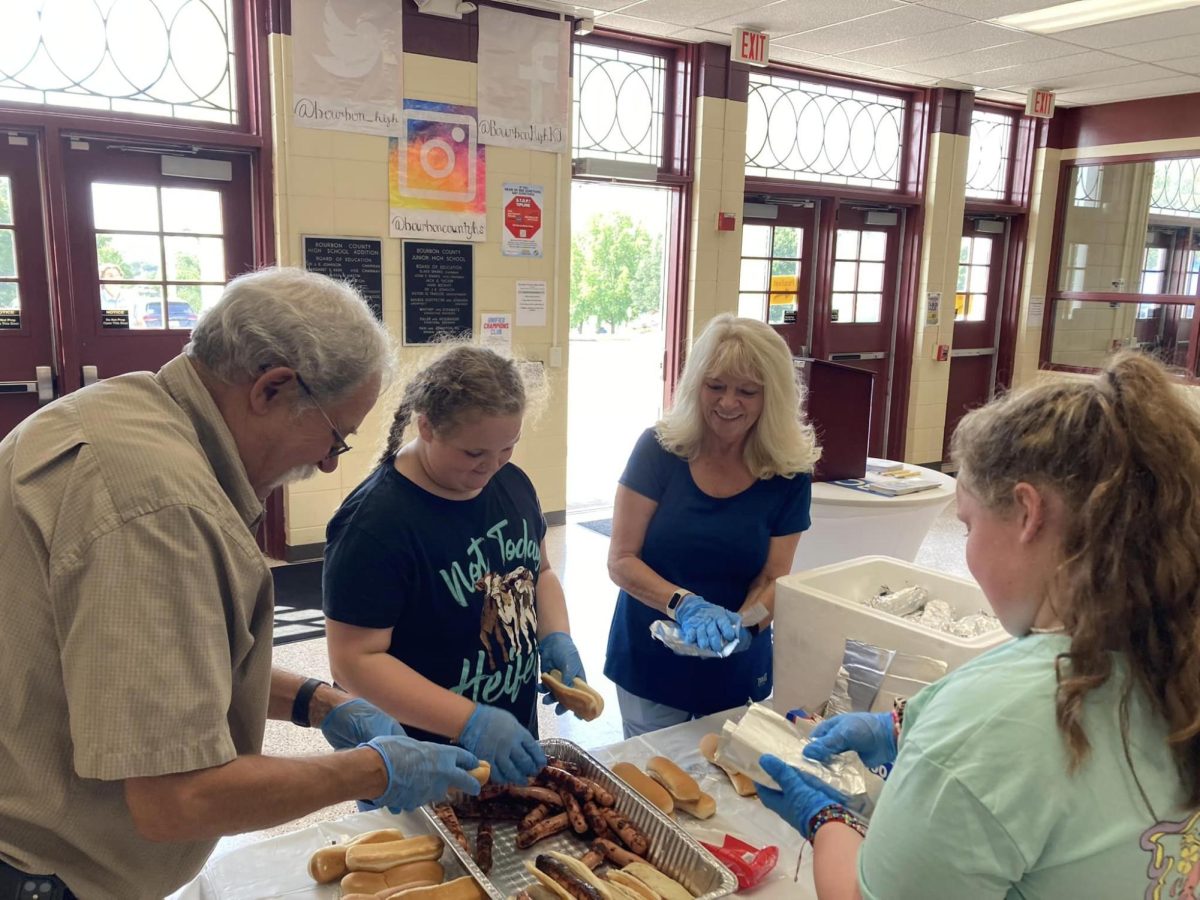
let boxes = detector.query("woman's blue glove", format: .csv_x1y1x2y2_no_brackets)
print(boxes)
320,697,407,750
675,595,741,652
756,754,849,840
457,704,547,785
803,711,897,770
539,631,586,714
363,735,481,812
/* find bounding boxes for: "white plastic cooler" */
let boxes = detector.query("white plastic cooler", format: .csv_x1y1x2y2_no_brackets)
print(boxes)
773,556,1012,714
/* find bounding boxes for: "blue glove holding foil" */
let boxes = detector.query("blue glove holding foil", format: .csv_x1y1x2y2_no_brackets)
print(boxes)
457,704,547,784
539,631,586,714
756,754,849,840
320,697,407,750
803,711,897,770
364,735,481,813
675,595,742,652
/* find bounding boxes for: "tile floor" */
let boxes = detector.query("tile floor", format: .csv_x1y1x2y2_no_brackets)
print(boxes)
251,498,967,842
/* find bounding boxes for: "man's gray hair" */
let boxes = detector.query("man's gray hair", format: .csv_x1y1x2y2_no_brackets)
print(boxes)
186,267,394,401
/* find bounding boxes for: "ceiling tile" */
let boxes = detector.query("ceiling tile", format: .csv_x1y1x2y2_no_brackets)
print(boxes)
900,36,1077,77
974,87,1030,104
593,12,686,35
1055,74,1200,106
700,0,909,35
808,56,888,76
1044,62,1182,91
769,46,825,63
615,0,772,29
1052,6,1200,51
773,4,975,55
839,22,1022,67
671,28,733,43
908,0,1058,19
966,50,1126,89
1104,33,1200,63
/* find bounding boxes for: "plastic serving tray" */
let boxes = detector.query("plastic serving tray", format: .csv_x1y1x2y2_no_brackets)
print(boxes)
421,738,737,900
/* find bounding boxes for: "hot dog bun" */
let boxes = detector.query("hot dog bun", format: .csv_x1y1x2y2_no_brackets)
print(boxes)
645,757,699,802
620,864,694,900
606,870,659,900
345,834,445,873
377,875,487,900
698,734,757,797
610,762,674,815
673,791,716,820
469,761,492,786
341,860,446,895
540,670,605,721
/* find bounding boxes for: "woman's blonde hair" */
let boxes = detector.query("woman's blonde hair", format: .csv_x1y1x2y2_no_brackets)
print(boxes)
379,342,547,464
951,352,1200,807
656,314,820,478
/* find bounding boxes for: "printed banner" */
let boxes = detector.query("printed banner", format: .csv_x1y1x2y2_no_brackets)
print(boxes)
477,6,569,153
501,183,544,258
291,0,403,136
390,100,488,242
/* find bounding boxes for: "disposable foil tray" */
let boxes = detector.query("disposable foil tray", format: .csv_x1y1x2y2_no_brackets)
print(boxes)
421,738,737,900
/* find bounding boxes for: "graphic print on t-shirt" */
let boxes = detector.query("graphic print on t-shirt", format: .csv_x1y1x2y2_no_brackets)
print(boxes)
476,566,538,670
1141,809,1200,899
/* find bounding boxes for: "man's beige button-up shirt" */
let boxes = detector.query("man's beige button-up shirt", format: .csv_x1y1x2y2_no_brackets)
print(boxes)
0,355,274,899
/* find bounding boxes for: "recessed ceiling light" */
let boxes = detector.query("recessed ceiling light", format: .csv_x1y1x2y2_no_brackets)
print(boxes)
994,0,1200,34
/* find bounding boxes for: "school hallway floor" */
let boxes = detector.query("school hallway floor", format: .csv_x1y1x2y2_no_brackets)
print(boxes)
244,500,968,846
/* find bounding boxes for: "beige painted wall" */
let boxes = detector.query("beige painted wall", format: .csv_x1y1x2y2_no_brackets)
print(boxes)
269,34,570,550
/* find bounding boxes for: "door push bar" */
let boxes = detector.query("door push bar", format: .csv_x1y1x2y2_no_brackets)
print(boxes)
829,351,886,361
0,366,55,404
949,348,995,358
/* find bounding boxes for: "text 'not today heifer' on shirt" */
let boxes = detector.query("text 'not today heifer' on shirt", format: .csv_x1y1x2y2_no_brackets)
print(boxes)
323,461,547,743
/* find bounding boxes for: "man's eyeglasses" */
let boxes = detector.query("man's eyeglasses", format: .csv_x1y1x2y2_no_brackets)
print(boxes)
295,373,352,458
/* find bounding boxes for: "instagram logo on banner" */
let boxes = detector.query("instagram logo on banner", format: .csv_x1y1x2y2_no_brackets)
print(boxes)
400,107,478,203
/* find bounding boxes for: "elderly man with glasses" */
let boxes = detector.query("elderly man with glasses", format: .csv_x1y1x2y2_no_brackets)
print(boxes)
0,268,482,900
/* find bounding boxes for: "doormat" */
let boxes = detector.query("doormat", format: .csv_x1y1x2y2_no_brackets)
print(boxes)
579,518,613,537
273,605,326,646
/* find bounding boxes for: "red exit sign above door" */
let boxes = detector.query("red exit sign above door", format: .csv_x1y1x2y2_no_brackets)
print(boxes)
732,27,770,67
1025,88,1056,118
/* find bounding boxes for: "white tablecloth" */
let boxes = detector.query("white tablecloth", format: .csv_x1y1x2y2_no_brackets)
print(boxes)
170,710,818,900
794,459,956,571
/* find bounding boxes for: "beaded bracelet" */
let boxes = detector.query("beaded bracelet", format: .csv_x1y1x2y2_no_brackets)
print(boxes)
806,804,868,841
892,696,909,742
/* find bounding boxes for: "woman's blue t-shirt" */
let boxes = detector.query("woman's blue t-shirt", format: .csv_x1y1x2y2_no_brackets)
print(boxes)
603,428,812,714
322,461,546,743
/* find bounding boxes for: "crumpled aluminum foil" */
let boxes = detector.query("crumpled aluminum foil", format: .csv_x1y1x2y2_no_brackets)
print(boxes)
867,585,930,617
649,620,739,658
948,612,1002,638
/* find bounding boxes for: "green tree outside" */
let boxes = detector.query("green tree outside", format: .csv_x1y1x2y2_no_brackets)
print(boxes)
570,212,663,334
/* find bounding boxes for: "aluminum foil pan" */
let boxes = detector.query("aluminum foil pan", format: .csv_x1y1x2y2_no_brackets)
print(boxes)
421,738,737,900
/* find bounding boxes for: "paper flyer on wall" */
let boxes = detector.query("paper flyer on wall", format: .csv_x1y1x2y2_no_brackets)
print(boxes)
501,183,544,257
476,6,569,153
290,0,403,136
480,312,513,351
389,100,487,242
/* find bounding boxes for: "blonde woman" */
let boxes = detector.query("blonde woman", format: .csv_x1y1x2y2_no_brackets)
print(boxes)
605,314,820,738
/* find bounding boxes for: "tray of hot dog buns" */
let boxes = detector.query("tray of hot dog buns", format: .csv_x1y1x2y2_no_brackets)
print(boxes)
420,739,737,900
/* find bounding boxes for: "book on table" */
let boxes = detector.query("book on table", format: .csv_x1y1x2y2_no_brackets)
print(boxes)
832,471,941,496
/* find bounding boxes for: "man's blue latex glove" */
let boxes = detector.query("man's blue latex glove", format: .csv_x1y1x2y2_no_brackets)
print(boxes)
363,735,481,813
756,754,849,840
539,631,586,714
675,595,741,652
457,704,547,785
320,697,407,751
803,711,897,770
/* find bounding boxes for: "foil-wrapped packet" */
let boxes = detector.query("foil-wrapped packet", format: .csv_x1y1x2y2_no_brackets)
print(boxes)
649,620,739,658
906,598,954,630
949,612,1003,638
866,585,930,617
825,639,894,717
714,704,883,816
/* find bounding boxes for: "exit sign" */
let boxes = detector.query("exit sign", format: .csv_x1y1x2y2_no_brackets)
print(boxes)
732,27,769,67
1026,88,1055,118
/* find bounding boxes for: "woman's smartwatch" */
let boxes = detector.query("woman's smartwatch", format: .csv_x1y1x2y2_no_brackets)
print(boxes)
666,589,692,621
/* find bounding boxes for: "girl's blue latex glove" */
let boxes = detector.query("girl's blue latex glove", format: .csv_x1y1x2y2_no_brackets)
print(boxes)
457,704,547,784
803,711,897,770
675,595,742,652
538,631,586,714
320,697,406,750
755,754,849,840
364,736,481,813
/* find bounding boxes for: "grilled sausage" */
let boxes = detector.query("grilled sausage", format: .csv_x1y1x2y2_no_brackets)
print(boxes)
591,837,649,869
433,802,470,853
535,855,605,900
475,821,494,875
516,812,571,849
599,809,650,857
521,802,552,831
559,790,589,835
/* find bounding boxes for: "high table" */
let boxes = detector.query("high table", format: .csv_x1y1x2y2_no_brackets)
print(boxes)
170,710,817,900
793,459,956,572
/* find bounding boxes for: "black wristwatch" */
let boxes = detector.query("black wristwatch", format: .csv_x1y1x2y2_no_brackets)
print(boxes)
666,589,692,621
291,677,329,728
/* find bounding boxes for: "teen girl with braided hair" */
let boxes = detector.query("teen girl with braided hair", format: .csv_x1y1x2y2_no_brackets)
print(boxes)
757,351,1200,899
323,345,582,789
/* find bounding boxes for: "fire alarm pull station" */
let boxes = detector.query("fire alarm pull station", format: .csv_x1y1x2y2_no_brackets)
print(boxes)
936,344,950,361
717,212,736,231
